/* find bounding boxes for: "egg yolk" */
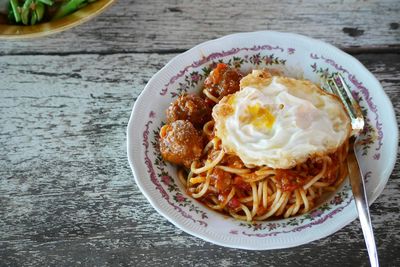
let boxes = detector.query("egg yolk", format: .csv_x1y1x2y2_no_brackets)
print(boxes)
242,103,275,129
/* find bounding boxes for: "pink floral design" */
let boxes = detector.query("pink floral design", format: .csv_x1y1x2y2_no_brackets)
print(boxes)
331,196,343,205
142,112,208,227
140,43,382,237
310,210,323,218
159,45,285,95
241,198,352,238
310,53,383,156
176,193,185,203
287,48,295,54
161,175,171,186
264,56,272,64
268,223,277,231
311,60,381,159
190,72,200,82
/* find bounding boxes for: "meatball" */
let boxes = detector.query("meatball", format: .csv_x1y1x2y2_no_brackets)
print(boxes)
204,63,242,100
166,94,211,128
159,120,204,168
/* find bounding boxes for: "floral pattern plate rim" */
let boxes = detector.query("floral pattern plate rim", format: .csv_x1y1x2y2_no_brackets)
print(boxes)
127,31,398,250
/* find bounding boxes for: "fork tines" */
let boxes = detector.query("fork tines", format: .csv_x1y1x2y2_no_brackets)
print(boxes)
326,73,365,134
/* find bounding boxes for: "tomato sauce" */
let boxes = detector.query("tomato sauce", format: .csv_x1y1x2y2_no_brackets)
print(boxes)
275,169,307,192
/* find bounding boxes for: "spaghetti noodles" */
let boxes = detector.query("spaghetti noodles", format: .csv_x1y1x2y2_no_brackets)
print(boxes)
159,64,351,222
178,129,349,221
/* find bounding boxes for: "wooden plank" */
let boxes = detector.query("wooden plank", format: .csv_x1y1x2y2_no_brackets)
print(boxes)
0,0,399,55
0,53,399,266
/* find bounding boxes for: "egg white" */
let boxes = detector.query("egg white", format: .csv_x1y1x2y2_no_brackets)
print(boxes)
212,70,351,169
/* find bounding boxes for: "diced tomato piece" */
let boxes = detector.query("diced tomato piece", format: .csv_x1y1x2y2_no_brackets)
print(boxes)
212,63,228,84
233,176,251,191
211,168,232,193
257,205,268,216
228,197,240,209
204,97,216,107
275,169,305,192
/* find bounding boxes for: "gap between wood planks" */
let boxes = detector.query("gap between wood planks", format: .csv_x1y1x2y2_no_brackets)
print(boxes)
0,46,400,57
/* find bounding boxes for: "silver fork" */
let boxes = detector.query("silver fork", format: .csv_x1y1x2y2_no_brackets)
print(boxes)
326,73,379,267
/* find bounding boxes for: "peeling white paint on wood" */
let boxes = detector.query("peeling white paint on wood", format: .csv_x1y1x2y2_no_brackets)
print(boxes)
0,53,399,266
0,0,399,266
0,0,399,54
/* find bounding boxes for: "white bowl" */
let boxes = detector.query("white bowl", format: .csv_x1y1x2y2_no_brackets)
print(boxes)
127,31,398,250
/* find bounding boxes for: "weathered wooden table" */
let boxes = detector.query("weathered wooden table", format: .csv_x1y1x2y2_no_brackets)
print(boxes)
1,1,399,266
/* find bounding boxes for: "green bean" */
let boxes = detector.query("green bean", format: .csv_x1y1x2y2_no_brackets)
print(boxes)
21,0,33,25
35,2,45,22
37,0,54,5
10,0,21,22
21,6,30,25
30,9,37,25
7,0,97,25
22,0,33,10
77,2,88,9
52,0,87,20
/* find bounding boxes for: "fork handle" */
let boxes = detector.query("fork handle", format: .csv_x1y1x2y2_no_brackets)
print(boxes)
347,151,379,267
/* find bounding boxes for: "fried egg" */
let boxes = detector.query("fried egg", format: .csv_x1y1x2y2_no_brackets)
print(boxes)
212,70,351,169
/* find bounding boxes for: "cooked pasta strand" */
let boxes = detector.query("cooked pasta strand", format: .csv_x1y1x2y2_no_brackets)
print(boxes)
255,191,287,220
176,135,349,221
262,181,268,208
217,165,251,174
191,149,225,174
203,89,219,103
192,171,211,198
251,182,259,217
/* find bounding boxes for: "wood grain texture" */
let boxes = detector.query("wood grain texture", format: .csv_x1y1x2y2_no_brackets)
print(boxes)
0,0,399,55
0,52,399,267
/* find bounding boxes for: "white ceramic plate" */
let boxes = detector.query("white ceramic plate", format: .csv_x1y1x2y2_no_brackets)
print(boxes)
127,31,397,250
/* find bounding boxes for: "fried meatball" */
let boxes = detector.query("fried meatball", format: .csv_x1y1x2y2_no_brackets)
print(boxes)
159,120,204,168
166,94,212,128
204,63,242,100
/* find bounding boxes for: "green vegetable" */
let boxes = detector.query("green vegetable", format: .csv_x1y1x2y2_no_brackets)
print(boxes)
37,0,53,5
30,8,37,24
22,0,33,9
7,0,97,25
9,0,21,22
20,5,30,25
35,2,44,21
52,0,87,20
8,0,53,25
